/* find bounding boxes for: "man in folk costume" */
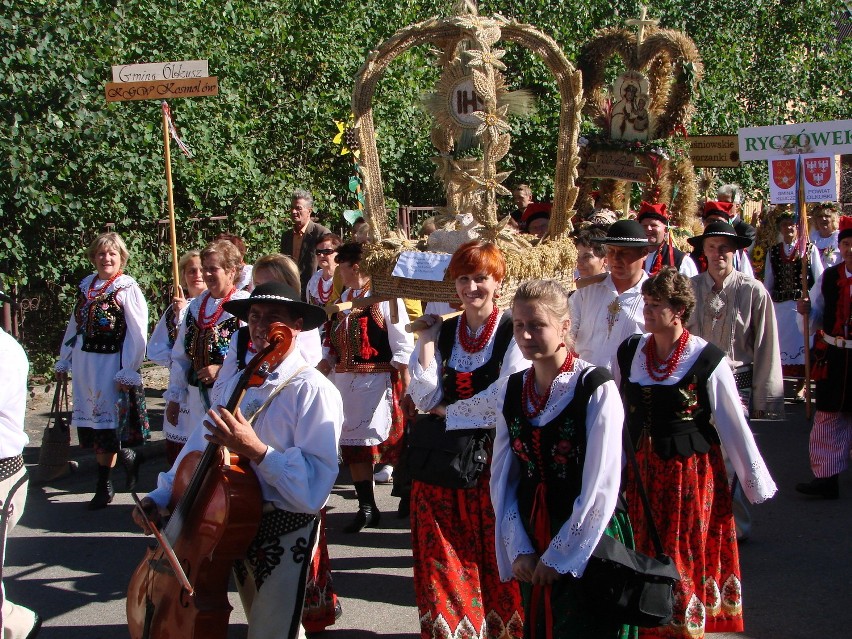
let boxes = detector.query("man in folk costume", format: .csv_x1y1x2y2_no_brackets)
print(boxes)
134,282,342,639
569,219,650,369
687,222,785,539
796,217,852,499
0,287,42,639
717,183,757,249
764,209,824,389
637,200,698,277
691,201,755,277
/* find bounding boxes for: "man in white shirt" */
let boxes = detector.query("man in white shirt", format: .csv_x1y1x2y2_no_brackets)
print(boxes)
569,219,650,369
0,287,41,639
133,282,342,639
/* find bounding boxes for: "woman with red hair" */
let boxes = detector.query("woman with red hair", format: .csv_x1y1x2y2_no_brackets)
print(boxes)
407,240,528,639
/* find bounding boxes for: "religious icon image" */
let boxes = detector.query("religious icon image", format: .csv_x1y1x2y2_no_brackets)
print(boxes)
609,71,652,142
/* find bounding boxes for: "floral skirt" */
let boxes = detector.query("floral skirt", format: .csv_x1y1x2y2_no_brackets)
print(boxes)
627,441,743,639
410,472,524,639
302,509,339,633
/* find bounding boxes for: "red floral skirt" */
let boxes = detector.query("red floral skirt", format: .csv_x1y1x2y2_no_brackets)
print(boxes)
410,472,524,639
302,508,339,633
340,370,405,466
627,441,743,639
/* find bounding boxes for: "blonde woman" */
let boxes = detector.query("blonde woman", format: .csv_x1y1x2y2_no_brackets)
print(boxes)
55,232,149,509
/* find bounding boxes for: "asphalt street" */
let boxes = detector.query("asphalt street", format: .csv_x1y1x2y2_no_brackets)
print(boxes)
7,375,851,639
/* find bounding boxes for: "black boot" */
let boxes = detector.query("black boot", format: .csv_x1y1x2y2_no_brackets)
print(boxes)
118,447,144,491
89,465,115,510
344,480,380,533
795,475,839,499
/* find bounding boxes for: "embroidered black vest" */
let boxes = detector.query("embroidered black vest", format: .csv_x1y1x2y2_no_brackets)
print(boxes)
502,367,611,538
617,335,724,460
330,303,393,372
74,287,127,354
437,314,513,404
768,243,813,302
184,309,240,386
164,303,179,346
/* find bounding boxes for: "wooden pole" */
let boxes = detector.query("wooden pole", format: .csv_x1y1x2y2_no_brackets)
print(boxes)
161,101,181,296
797,158,812,418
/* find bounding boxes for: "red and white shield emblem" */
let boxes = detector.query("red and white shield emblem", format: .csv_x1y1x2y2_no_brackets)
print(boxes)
772,159,796,189
804,157,832,187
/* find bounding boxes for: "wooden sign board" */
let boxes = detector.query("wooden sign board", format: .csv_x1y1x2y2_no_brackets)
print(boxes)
689,135,741,167
105,77,219,102
583,150,650,183
111,60,209,83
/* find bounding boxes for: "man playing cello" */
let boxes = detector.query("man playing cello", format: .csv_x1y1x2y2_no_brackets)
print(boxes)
132,282,342,639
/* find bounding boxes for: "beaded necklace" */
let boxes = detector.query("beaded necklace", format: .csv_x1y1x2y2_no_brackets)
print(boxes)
316,274,334,304
458,305,499,353
522,351,575,418
196,287,236,329
87,271,123,300
643,329,690,382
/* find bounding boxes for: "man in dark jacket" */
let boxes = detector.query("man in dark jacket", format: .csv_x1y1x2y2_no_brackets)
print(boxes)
280,189,330,299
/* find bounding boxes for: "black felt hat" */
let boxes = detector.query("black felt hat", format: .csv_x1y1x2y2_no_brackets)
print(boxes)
687,221,752,250
223,282,327,331
590,219,651,247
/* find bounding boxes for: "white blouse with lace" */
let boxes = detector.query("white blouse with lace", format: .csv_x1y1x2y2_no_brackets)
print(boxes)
615,333,778,505
445,359,625,581
407,310,529,412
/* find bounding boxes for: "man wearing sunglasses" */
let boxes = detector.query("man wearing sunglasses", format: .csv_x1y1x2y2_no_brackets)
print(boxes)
280,189,331,299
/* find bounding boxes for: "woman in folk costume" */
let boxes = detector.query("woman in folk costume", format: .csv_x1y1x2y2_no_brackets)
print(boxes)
407,241,527,639
147,249,207,464
55,232,149,509
164,239,249,442
615,268,777,638
440,278,636,638
809,202,842,268
322,241,414,533
763,208,824,389
306,232,342,308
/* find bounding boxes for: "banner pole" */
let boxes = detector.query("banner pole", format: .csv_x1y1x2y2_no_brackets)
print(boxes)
797,158,812,418
161,101,181,297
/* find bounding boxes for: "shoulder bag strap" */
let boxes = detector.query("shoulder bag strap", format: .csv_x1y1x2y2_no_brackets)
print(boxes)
622,422,666,558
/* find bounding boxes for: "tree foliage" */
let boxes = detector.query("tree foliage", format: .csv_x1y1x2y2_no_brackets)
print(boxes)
1,0,850,367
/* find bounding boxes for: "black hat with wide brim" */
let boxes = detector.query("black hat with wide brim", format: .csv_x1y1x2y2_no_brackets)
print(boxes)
589,219,652,247
223,282,328,331
687,221,752,250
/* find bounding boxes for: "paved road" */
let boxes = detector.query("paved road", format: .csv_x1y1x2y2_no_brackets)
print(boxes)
7,378,851,639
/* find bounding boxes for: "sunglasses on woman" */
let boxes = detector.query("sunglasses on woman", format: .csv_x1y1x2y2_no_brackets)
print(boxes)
315,248,337,256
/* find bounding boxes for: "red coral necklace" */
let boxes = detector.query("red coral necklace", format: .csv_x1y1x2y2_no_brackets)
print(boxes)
87,271,123,300
458,305,499,353
643,330,690,381
523,352,575,418
316,274,333,304
197,288,236,329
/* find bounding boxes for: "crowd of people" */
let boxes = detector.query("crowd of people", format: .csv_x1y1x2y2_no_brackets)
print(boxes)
1,184,848,639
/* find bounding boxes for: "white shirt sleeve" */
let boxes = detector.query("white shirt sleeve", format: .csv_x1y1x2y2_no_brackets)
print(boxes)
164,305,192,405
706,360,778,504
407,344,443,411
147,309,174,368
55,309,77,373
539,380,625,577
383,299,415,367
115,283,148,387
679,254,699,277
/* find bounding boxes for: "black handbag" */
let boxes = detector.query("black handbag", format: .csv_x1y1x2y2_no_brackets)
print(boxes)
405,413,490,489
580,425,681,628
37,380,74,483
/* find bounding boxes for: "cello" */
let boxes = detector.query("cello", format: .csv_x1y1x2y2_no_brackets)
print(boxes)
127,323,295,639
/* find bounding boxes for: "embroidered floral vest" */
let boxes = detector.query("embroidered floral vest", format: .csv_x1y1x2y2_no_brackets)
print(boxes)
330,304,393,372
501,367,611,538
617,335,724,460
768,243,814,302
184,310,239,386
437,314,513,404
74,287,127,354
